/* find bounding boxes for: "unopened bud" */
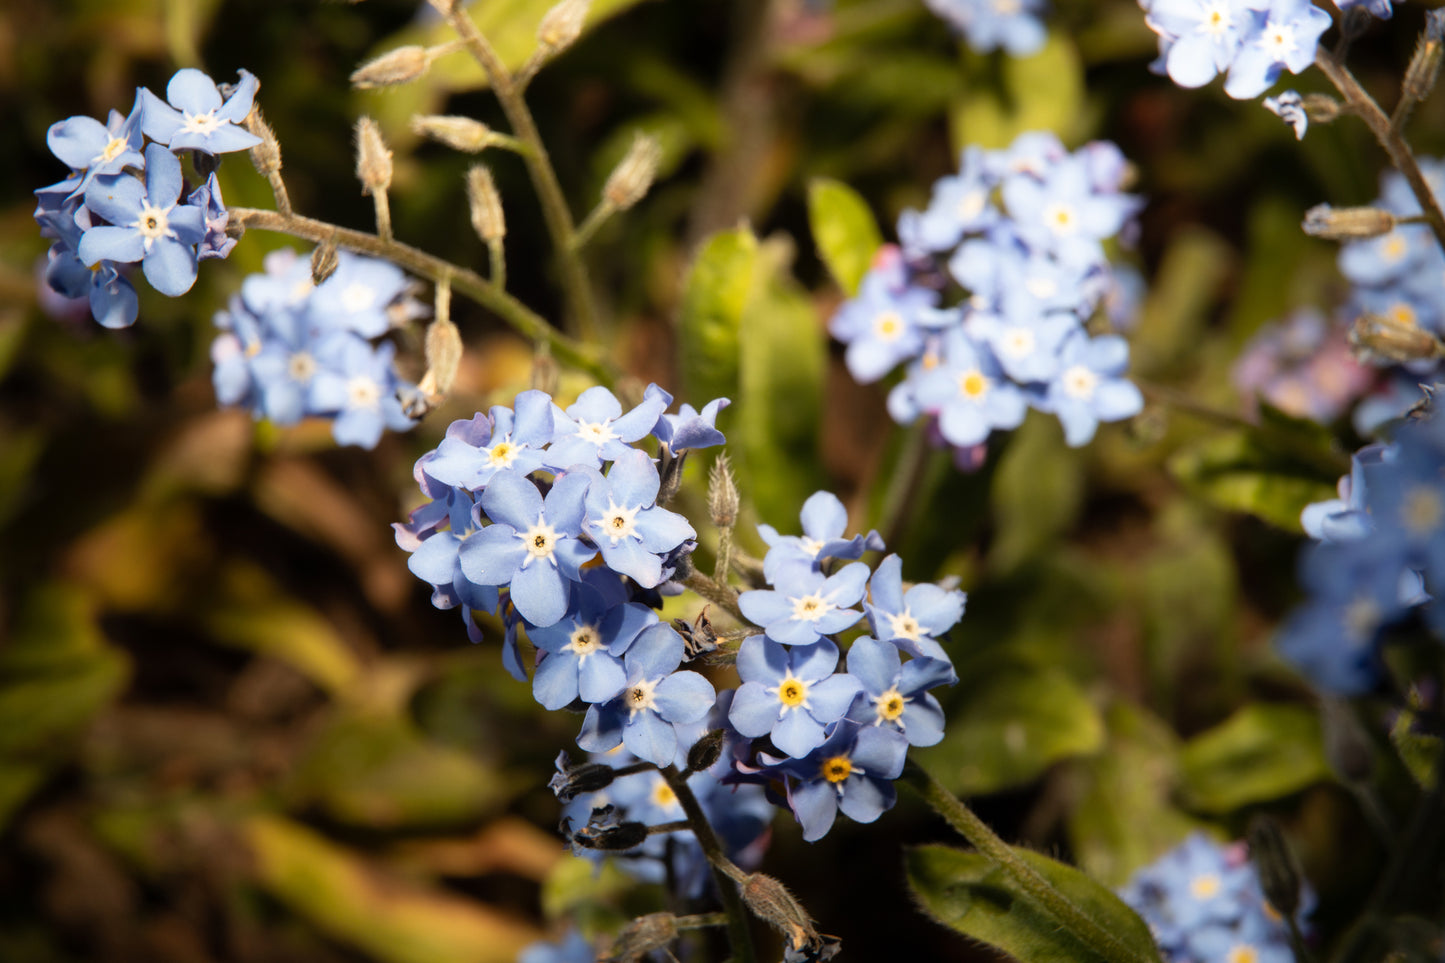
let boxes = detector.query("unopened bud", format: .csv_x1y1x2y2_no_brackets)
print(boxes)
418,317,462,400
1302,94,1342,124
685,729,726,774
531,352,559,395
466,165,506,242
548,752,619,802
740,873,839,962
351,45,431,89
311,236,339,285
1302,204,1397,240
572,819,649,851
410,114,494,152
708,453,739,528
354,116,393,196
1248,816,1302,922
537,0,589,53
246,108,283,175
657,445,687,506
1404,12,1445,106
605,913,677,963
603,133,662,211
1350,310,1445,364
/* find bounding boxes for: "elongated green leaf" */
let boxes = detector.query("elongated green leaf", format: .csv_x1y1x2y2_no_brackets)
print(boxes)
907,844,1162,963
917,656,1104,796
1168,431,1337,532
808,178,882,295
1180,704,1331,812
677,227,757,409
246,815,539,963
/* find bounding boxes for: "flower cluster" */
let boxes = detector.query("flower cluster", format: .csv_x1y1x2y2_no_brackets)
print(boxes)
923,0,1048,56
725,492,964,841
1140,0,1332,100
1231,308,1373,423
35,69,259,329
395,384,728,763
1118,834,1311,963
1284,409,1445,693
831,132,1144,460
211,248,423,449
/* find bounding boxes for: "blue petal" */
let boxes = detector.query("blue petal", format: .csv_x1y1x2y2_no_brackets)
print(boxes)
837,774,894,825
736,634,787,684
533,651,580,709
624,623,684,678
791,639,840,683
511,560,571,627
457,524,526,585
773,710,827,759
577,701,625,753
799,491,848,540
407,532,461,585
851,726,908,779
166,68,223,114
598,536,663,588
143,143,183,205
481,470,544,531
846,635,900,693
142,237,198,297
623,711,677,766
790,779,839,842
652,670,716,723
729,681,782,737
78,225,145,266
807,674,864,723
577,653,627,705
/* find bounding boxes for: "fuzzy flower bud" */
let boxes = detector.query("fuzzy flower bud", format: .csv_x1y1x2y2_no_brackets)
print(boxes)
1350,311,1445,364
1302,94,1343,124
605,913,677,963
354,116,393,196
350,45,432,89
739,873,841,962
1404,12,1445,106
548,752,619,802
466,165,506,243
707,453,739,528
410,114,494,153
310,237,339,285
684,729,726,773
603,133,662,211
1302,204,1397,240
537,0,589,54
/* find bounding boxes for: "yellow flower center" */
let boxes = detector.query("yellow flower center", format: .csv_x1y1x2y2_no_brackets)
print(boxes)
821,756,853,783
1189,874,1221,900
874,311,904,342
1403,486,1444,534
875,688,907,722
776,675,809,708
958,370,989,400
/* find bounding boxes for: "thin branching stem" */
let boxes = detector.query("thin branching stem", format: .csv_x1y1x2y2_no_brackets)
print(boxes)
442,4,600,341
902,761,1159,963
1315,46,1445,251
228,206,616,386
659,765,757,963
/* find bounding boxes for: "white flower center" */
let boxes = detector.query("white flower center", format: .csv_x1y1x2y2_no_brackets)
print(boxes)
347,377,381,409
595,501,640,542
341,282,378,313
625,678,659,718
1025,275,1058,299
1403,487,1444,535
287,352,317,382
1262,24,1296,58
182,110,222,137
790,592,835,623
132,200,174,250
485,439,519,469
1201,2,1232,36
565,624,601,660
1044,202,1077,236
957,189,987,222
1061,365,1098,400
799,536,824,557
288,278,315,305
96,137,128,165
520,517,560,563
1226,946,1260,963
1000,328,1036,358
887,610,922,641
875,687,908,724
576,420,618,445
1189,874,1221,900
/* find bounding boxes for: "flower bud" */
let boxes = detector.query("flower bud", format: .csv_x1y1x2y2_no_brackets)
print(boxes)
419,317,462,400
685,729,726,774
603,133,662,211
740,873,841,962
310,236,339,285
537,0,589,54
466,165,506,243
1403,11,1445,107
1350,311,1445,364
571,818,649,851
708,453,739,528
1302,94,1342,124
1248,815,1302,922
354,116,393,196
605,913,677,963
246,108,284,176
410,114,494,153
1302,204,1397,240
548,752,619,802
351,45,431,89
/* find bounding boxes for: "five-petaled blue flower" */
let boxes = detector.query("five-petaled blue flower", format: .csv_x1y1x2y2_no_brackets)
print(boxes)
728,636,863,759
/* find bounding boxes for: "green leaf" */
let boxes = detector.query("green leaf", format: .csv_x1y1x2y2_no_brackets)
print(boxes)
1389,707,1441,789
677,227,757,409
1167,430,1338,532
1131,227,1234,378
1179,704,1332,812
949,34,1086,152
917,656,1104,796
989,414,1084,574
808,178,883,295
246,815,540,963
1068,703,1205,887
906,843,1162,963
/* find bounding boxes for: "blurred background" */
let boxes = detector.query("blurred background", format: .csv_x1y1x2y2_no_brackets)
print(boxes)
2,0,1441,960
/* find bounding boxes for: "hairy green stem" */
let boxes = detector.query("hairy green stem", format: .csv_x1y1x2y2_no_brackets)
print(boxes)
1314,46,1445,252
659,765,757,963
443,4,600,341
903,761,1159,963
682,570,745,626
228,206,615,386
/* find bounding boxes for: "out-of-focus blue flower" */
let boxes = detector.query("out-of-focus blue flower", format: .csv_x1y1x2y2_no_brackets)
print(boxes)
728,636,862,758
1232,309,1374,424
577,624,716,766
1301,443,1391,542
899,146,999,255
518,930,595,963
843,635,954,746
738,561,870,645
1146,0,1255,90
79,143,206,298
140,68,262,154
828,269,939,383
1038,331,1145,446
305,249,409,338
912,328,1028,448
1001,155,1141,268
780,721,909,842
924,0,1049,56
